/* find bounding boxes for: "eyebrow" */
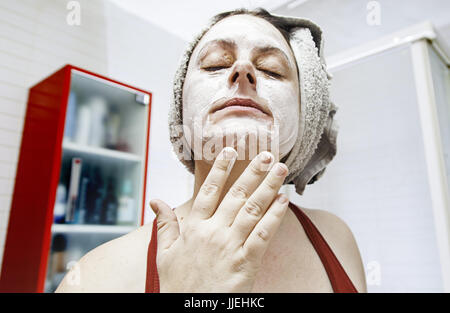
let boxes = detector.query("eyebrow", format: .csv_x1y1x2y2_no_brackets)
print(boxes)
197,38,291,65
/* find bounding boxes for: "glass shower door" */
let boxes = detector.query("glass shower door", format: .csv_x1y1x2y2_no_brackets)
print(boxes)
293,43,444,292
429,45,450,190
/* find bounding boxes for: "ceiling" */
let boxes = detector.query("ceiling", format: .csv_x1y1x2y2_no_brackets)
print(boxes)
273,0,450,58
108,0,450,59
107,0,291,41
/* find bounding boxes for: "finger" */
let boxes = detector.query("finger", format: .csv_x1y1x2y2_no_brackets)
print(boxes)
190,147,238,220
230,162,288,243
213,151,275,226
243,194,289,262
149,199,179,250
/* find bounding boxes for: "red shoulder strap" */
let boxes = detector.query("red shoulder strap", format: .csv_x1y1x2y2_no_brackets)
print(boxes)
145,218,160,293
288,202,358,293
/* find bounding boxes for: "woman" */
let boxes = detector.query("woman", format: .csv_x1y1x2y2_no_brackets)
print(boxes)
57,8,367,293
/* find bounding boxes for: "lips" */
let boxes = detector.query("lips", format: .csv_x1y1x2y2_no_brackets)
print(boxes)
211,98,272,117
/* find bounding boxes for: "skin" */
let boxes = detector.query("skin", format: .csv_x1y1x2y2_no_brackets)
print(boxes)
56,14,367,293
182,14,300,163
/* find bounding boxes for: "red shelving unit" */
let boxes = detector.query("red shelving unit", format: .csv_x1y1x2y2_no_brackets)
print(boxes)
0,65,152,292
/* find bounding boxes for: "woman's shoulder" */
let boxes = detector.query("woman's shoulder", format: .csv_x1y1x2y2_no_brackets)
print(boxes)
296,205,368,293
55,222,154,293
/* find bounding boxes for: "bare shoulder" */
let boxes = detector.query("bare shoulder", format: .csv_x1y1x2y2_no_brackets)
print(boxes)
301,207,368,293
55,222,154,293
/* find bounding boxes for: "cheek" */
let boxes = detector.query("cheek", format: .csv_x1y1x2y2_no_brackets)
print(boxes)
279,87,299,123
182,72,231,125
277,89,299,148
258,82,299,126
182,74,215,122
257,82,299,156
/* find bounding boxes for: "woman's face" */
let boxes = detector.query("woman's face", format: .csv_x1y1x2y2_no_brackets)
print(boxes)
182,14,300,162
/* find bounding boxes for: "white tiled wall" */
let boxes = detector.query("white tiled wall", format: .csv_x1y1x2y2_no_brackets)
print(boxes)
0,0,189,272
102,2,193,225
0,0,108,272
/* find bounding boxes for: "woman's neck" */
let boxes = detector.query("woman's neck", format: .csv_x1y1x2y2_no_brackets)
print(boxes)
193,159,252,202
175,151,287,221
175,159,258,218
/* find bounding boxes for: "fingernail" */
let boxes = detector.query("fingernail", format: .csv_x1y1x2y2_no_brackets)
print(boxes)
221,147,237,174
278,194,288,204
275,163,288,176
258,151,273,164
221,147,237,160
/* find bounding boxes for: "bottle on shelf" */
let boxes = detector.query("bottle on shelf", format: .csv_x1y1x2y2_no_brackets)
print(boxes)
53,184,67,224
115,137,131,153
105,106,121,151
85,166,105,225
117,179,136,225
64,92,77,142
65,158,82,223
48,234,67,292
101,176,118,225
75,162,91,224
88,96,108,148
74,101,91,146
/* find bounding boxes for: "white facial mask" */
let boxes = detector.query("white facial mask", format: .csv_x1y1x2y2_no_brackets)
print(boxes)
182,14,300,163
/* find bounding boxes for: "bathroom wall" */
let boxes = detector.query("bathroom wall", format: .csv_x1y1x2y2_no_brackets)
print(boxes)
0,0,107,271
102,2,192,225
0,0,187,271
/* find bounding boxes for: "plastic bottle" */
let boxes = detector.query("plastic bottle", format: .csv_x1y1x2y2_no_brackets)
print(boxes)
117,179,136,225
74,102,91,146
75,163,91,224
105,106,120,150
49,234,67,292
86,166,105,224
101,177,118,225
64,92,77,141
53,184,67,224
88,96,108,148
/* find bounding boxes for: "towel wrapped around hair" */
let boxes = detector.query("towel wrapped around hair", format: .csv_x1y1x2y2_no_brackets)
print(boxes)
168,9,338,195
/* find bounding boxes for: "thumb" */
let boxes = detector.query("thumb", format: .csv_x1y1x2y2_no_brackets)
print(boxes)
149,199,180,250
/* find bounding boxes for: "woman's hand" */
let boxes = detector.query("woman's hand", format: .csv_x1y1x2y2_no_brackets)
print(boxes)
149,147,289,292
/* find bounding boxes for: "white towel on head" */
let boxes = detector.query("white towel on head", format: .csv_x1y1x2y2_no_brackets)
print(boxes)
168,11,338,195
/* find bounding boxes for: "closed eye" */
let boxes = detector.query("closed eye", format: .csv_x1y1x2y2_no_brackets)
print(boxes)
203,66,283,79
203,66,227,72
261,69,282,79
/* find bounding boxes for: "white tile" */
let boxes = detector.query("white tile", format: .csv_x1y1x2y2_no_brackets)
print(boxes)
0,146,19,163
0,82,28,104
0,195,12,212
0,96,26,117
0,178,13,196
0,114,24,133
0,162,17,179
0,0,107,44
0,66,39,89
0,51,52,78
0,129,21,148
0,243,5,272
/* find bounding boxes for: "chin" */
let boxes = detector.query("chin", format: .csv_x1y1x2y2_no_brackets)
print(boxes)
199,130,278,162
189,115,283,161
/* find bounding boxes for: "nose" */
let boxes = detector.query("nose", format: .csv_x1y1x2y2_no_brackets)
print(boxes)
228,61,257,91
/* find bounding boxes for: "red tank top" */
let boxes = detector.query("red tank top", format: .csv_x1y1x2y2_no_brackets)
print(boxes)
145,201,358,293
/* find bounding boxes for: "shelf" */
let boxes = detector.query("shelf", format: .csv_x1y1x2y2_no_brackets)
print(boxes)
51,224,137,234
63,139,142,162
0,65,150,293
